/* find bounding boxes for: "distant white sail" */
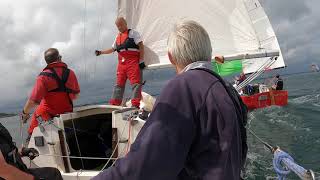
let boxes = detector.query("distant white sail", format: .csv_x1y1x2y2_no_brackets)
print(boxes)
118,0,285,74
311,64,319,72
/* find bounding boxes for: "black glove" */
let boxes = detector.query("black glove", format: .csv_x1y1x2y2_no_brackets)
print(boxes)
139,62,146,70
95,50,102,56
21,147,39,160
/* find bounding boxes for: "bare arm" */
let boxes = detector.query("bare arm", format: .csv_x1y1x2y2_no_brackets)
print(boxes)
0,151,34,180
74,93,80,100
23,99,38,114
101,48,115,55
138,42,144,62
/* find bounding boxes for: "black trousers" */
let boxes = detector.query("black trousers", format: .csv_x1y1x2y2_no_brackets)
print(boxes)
29,167,63,180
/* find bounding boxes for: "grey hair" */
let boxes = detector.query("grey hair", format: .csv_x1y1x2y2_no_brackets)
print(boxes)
167,20,212,67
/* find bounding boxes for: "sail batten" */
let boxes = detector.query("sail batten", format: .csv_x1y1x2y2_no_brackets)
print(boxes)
117,0,285,73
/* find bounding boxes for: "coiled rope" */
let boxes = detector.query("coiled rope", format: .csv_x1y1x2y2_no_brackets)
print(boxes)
249,127,315,180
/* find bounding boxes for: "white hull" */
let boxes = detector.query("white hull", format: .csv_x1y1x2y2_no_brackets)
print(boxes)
26,93,155,179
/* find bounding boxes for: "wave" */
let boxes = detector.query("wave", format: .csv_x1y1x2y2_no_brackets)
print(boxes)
289,94,320,105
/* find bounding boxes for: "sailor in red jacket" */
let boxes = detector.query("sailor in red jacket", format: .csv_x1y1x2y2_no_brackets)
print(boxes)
21,48,80,141
95,17,145,108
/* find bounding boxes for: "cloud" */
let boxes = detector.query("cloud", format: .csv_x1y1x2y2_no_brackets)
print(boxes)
0,0,119,112
261,0,320,69
261,0,311,24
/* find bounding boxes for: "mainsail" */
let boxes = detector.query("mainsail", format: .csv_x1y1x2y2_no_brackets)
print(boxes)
118,0,284,75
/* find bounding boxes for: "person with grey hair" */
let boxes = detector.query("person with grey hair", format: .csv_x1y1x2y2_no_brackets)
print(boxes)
92,20,247,180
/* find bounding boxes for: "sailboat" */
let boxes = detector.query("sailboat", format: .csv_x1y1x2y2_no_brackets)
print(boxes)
25,92,155,179
311,63,320,72
26,0,287,179
119,0,288,110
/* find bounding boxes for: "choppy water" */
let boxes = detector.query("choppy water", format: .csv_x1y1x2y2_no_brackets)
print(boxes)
1,70,320,179
245,72,320,179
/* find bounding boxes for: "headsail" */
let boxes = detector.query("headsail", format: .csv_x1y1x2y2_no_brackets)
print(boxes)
118,0,284,75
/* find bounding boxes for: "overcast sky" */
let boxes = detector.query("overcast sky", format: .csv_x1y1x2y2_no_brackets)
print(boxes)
0,0,319,112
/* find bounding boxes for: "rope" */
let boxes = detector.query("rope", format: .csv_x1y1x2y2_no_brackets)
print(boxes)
19,97,29,148
46,118,99,136
274,149,316,180
110,112,141,167
110,131,129,167
37,153,117,160
249,127,316,180
82,0,87,81
273,150,292,180
126,117,132,154
19,120,24,148
99,111,134,171
71,115,85,169
248,128,274,152
93,0,104,79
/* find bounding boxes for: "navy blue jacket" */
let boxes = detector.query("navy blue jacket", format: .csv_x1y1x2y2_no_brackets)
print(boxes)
93,69,244,180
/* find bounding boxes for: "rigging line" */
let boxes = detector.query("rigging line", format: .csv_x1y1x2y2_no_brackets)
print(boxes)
126,117,132,154
247,128,274,152
236,62,266,90
110,117,135,167
71,114,85,169
99,112,132,171
37,153,118,160
19,117,24,148
19,96,29,148
93,0,104,80
110,113,144,167
83,0,87,82
243,106,276,152
244,57,277,86
236,57,276,91
246,112,255,129
111,131,129,167
49,121,58,170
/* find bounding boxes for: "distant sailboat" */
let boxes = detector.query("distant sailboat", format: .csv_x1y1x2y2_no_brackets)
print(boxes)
311,63,319,72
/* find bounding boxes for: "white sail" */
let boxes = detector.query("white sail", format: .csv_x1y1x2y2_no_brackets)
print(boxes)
311,63,319,72
241,0,285,74
117,0,285,73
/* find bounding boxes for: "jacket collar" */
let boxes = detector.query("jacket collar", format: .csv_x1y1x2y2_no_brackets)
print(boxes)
182,61,212,73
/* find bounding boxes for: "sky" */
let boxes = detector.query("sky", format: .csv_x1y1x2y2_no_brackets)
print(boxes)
0,0,319,112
